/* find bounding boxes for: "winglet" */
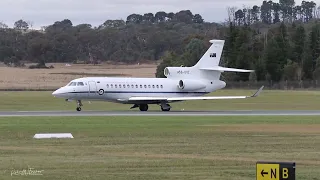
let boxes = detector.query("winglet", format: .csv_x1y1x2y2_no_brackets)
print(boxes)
250,86,264,97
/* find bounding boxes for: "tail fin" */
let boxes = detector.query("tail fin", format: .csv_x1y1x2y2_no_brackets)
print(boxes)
194,39,254,72
194,40,225,68
163,39,253,80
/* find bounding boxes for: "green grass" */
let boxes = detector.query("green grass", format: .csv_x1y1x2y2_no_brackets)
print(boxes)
0,116,319,180
1,89,320,111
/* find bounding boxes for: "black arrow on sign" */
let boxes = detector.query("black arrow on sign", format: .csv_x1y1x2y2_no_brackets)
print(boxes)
261,169,268,177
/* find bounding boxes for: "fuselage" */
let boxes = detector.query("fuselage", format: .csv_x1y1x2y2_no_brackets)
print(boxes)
52,77,226,104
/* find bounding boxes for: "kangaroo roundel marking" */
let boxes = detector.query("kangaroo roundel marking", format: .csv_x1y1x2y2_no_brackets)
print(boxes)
98,89,104,95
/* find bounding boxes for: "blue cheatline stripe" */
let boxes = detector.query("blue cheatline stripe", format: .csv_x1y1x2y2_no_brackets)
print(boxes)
68,91,206,94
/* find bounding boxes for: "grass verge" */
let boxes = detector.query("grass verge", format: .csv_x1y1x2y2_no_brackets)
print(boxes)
1,89,320,111
0,116,319,180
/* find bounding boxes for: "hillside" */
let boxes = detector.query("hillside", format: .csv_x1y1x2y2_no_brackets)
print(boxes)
0,0,320,85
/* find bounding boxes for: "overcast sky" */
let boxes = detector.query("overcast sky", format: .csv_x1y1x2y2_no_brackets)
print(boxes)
0,0,314,29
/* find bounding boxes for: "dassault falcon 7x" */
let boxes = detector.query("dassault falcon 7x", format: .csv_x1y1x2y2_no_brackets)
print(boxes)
52,39,264,112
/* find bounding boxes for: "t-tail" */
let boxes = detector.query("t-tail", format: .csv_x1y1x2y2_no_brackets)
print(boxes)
163,39,253,81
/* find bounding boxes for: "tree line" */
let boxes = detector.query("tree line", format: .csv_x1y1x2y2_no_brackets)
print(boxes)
1,0,320,83
0,10,209,69
227,0,317,26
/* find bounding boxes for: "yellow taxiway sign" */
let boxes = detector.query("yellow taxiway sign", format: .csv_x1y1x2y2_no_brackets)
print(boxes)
256,161,295,180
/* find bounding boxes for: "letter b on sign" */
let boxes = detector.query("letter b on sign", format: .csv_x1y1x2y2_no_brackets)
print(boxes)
282,168,288,179
279,163,295,180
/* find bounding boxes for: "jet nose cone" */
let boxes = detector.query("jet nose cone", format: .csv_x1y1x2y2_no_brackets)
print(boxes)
52,88,62,97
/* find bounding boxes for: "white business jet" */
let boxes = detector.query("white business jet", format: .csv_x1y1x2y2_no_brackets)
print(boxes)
52,39,264,112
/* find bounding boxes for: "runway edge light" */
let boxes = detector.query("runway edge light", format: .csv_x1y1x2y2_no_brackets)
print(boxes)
33,133,74,139
256,161,295,180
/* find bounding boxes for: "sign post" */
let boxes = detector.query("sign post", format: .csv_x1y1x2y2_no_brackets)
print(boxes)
256,161,295,180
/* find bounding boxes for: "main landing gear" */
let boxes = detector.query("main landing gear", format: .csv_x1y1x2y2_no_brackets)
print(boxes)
160,103,171,111
139,104,148,111
76,100,83,111
130,103,171,111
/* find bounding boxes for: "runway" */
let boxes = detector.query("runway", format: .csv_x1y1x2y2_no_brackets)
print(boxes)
0,110,320,117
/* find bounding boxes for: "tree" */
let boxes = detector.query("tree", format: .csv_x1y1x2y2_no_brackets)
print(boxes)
235,9,244,26
272,2,281,24
155,51,179,78
292,25,306,65
126,14,143,24
182,38,206,66
28,36,52,67
309,23,320,70
251,5,260,23
101,20,125,28
192,14,204,23
264,37,283,81
174,10,194,24
14,19,29,31
302,38,314,79
155,11,167,22
0,22,8,29
279,0,295,22
261,1,273,24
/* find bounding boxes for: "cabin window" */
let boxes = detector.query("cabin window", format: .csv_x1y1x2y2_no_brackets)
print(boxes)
148,85,151,88
123,84,125,88
97,81,100,83
140,85,142,88
135,85,138,88
106,84,109,88
152,85,155,88
131,84,134,88
144,85,146,88
156,85,159,88
160,85,163,88
127,84,130,88
77,82,84,86
115,84,117,88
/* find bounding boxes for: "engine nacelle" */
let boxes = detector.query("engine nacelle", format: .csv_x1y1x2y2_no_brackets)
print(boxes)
177,79,206,91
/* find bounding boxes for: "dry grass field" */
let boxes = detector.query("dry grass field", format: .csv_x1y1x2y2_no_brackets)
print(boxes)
0,62,158,90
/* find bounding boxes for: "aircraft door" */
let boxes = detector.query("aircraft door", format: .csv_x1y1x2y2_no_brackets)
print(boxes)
88,81,97,96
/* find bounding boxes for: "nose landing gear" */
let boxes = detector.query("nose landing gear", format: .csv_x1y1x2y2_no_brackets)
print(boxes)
76,100,83,111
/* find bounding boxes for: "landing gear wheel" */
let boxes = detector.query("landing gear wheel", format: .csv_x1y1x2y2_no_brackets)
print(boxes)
161,107,171,111
139,104,148,111
76,100,83,112
160,103,171,111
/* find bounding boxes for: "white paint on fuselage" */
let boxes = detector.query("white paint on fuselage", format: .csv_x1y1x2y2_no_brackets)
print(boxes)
52,77,226,104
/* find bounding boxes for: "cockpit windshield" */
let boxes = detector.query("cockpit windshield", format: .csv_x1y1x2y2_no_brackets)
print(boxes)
68,82,77,86
67,82,85,86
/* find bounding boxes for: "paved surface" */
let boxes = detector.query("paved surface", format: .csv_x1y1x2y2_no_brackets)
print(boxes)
0,110,320,117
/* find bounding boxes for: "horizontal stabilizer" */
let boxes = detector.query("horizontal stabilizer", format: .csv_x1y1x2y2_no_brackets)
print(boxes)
200,66,254,73
128,86,264,102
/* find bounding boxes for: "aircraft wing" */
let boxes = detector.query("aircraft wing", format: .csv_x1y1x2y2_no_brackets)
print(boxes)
200,66,254,73
127,86,264,102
